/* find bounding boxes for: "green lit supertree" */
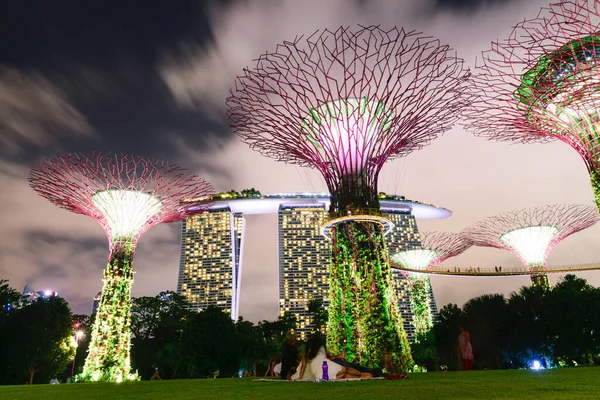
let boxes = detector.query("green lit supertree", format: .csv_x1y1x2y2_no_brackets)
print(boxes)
29,152,213,382
227,26,470,370
391,232,472,337
465,0,600,211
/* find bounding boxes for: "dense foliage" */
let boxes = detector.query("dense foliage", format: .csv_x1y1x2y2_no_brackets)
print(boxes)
327,221,413,371
419,275,600,371
129,292,296,380
0,285,75,384
3,274,600,384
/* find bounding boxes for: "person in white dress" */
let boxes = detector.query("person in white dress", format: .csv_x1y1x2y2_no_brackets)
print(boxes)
292,335,372,380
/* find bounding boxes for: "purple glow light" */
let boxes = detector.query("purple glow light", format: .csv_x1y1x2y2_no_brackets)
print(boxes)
302,98,392,174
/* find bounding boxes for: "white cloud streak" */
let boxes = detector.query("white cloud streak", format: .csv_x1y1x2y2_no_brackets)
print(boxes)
0,68,93,152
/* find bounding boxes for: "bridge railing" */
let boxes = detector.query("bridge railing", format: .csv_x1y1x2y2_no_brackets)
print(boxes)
390,262,600,276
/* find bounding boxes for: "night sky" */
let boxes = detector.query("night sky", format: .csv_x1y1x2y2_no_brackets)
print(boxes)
1,0,599,320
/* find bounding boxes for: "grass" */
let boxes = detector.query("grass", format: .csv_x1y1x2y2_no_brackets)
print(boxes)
0,368,598,400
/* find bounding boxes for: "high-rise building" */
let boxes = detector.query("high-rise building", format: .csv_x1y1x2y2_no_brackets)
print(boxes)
177,206,245,320
277,207,438,341
278,204,330,339
177,193,446,337
92,291,101,315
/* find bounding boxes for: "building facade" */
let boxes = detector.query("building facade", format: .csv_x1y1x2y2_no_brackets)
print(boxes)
177,193,443,340
278,204,331,338
92,291,101,315
277,207,438,341
177,207,245,320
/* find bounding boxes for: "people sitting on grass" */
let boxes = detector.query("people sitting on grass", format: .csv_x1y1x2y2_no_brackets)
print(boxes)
280,332,299,380
265,355,281,377
291,334,373,381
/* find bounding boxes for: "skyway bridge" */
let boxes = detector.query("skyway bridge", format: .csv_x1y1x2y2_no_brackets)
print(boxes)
390,262,600,276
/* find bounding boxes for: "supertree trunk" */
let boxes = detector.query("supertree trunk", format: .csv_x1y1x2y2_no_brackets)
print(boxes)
326,220,413,371
589,170,600,213
328,172,379,215
408,274,433,338
529,267,550,291
82,244,135,382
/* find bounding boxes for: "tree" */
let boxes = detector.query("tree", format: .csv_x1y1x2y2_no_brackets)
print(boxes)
544,275,600,365
505,286,552,368
411,330,440,372
236,317,268,375
0,279,19,326
241,188,261,198
0,296,75,384
130,291,192,379
462,294,508,369
307,298,328,333
432,303,463,370
179,306,239,378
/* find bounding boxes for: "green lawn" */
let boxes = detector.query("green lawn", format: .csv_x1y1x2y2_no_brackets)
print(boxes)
1,368,598,400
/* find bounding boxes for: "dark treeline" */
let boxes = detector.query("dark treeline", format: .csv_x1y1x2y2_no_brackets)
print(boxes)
2,274,600,384
412,275,600,371
129,291,298,380
0,280,301,384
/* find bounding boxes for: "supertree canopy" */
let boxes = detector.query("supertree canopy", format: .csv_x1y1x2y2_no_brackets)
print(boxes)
391,232,472,337
227,25,470,370
29,152,213,382
463,204,598,290
465,0,600,210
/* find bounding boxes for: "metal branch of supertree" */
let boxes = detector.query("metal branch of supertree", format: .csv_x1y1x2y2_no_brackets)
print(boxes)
463,204,598,269
227,25,471,215
391,231,472,272
464,0,600,209
29,152,214,250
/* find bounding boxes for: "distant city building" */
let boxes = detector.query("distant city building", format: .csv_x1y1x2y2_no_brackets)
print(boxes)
277,207,438,341
178,192,446,337
278,204,330,338
19,284,58,306
92,291,102,315
177,206,245,320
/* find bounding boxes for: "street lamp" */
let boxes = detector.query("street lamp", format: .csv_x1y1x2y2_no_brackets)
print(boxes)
71,330,85,378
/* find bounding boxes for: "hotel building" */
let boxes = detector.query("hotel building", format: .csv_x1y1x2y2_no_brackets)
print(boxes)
277,206,438,341
178,193,445,337
177,206,245,320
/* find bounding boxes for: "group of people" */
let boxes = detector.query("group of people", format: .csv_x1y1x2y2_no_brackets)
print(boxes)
265,327,474,379
266,332,392,381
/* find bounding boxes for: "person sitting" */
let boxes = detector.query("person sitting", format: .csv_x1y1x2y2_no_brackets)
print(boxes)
265,355,281,377
280,332,299,380
291,334,372,380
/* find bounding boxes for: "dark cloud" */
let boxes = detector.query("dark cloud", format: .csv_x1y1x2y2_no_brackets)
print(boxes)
0,0,232,166
434,0,515,11
0,68,93,156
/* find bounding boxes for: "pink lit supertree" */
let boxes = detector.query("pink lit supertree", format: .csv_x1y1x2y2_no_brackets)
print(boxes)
462,204,598,290
227,25,470,369
465,0,600,210
391,232,472,336
29,152,213,382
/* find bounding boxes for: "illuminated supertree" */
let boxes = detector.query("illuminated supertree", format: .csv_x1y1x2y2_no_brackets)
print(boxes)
391,232,472,337
29,152,213,382
227,26,470,369
465,0,600,211
462,204,598,290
